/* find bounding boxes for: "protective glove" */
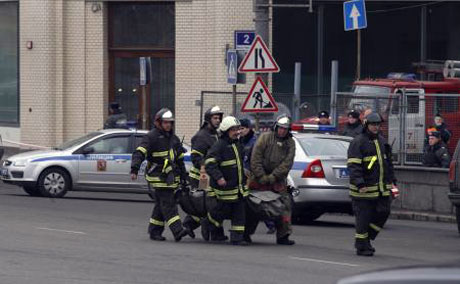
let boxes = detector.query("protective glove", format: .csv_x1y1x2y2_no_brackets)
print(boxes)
267,174,276,184
259,175,270,185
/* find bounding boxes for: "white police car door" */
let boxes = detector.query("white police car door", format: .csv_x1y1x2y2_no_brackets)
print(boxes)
77,134,132,189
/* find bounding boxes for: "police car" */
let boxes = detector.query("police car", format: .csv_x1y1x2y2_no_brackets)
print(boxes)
289,132,353,222
0,129,153,197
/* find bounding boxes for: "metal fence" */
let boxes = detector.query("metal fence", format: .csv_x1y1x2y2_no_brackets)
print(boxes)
200,90,460,166
336,91,460,165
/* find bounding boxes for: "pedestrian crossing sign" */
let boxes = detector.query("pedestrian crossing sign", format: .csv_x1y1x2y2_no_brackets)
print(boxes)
238,35,280,73
241,77,278,113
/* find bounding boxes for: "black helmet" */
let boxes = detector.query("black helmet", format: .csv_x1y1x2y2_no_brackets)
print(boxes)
154,108,175,122
274,114,292,130
364,112,383,125
347,109,360,119
204,106,224,123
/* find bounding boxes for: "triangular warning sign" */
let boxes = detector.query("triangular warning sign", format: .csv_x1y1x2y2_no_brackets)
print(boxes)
238,35,280,73
241,77,278,113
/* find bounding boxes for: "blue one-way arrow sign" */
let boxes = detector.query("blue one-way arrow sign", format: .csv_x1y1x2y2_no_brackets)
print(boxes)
343,0,367,31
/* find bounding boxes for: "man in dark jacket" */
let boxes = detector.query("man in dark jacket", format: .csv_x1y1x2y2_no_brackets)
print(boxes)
104,102,128,129
347,112,397,256
434,113,452,144
247,114,296,245
318,110,331,125
183,106,224,238
203,116,249,245
130,108,193,242
341,110,363,138
422,131,451,168
239,118,257,170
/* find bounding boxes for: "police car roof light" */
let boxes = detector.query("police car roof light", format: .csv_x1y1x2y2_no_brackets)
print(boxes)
387,72,417,81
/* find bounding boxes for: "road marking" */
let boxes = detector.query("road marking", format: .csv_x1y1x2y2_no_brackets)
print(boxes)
35,227,87,235
288,256,359,267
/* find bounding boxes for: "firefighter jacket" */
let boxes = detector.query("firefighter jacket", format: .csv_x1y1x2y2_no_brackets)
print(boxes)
131,127,187,189
188,125,219,182
422,142,451,168
204,135,248,202
250,131,296,185
341,122,363,138
347,131,396,199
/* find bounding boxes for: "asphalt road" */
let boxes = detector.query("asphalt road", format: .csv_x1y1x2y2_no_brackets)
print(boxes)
0,182,459,284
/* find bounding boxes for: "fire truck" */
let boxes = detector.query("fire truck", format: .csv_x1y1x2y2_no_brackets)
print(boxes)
292,64,460,160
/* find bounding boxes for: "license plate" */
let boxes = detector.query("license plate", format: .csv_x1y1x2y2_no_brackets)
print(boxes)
0,168,8,178
338,168,349,178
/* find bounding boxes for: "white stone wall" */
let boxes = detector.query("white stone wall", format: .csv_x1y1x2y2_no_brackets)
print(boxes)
18,0,268,146
175,0,257,142
19,0,107,147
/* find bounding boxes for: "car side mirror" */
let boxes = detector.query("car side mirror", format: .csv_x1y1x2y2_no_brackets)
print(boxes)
82,147,94,155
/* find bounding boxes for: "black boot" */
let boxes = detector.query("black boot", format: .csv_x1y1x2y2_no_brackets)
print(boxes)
355,239,374,256
276,235,295,245
201,219,210,241
174,228,194,242
210,229,229,242
183,224,196,239
150,234,166,241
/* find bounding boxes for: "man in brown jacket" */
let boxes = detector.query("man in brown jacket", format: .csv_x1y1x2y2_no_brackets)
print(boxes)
247,114,296,245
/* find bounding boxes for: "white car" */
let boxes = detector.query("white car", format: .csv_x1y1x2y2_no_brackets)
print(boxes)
0,129,153,197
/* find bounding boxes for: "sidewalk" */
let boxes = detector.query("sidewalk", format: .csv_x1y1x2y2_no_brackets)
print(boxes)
391,209,456,223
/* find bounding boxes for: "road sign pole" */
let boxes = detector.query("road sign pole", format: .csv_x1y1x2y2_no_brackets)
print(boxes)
232,84,237,116
356,29,361,80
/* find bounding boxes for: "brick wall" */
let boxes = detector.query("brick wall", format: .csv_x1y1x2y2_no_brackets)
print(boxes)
19,0,271,146
20,0,107,147
175,0,257,143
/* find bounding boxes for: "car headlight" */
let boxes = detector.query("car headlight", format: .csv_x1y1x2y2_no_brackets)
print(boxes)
13,160,28,167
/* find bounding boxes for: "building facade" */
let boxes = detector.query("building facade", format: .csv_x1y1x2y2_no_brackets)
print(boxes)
1,0,459,147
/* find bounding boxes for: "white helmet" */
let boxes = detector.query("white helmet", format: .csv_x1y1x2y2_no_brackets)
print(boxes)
219,116,240,132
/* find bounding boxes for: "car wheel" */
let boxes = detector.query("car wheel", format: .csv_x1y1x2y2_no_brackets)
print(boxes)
38,168,70,198
22,185,42,197
456,205,460,235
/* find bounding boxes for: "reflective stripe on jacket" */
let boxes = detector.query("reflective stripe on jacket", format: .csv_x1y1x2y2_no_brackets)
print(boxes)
204,136,248,202
131,127,186,189
347,132,396,199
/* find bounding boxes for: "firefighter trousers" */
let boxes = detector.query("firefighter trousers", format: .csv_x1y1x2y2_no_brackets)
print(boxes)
148,188,185,239
208,198,246,242
352,196,391,249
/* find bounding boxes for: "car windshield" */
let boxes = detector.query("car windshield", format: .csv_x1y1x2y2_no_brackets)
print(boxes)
56,132,102,150
298,137,350,157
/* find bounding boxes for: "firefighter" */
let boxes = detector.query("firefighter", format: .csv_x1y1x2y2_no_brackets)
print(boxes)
203,116,249,245
341,109,363,138
422,131,451,168
130,108,193,242
183,106,224,239
347,112,397,256
247,114,296,245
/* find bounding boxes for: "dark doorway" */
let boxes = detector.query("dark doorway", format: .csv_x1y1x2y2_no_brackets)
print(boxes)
109,2,175,129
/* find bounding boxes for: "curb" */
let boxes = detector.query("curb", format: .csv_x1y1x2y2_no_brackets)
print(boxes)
390,210,457,224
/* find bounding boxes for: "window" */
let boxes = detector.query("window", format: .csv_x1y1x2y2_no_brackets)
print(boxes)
89,136,130,154
407,95,420,114
298,137,350,157
434,97,458,113
0,2,19,125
